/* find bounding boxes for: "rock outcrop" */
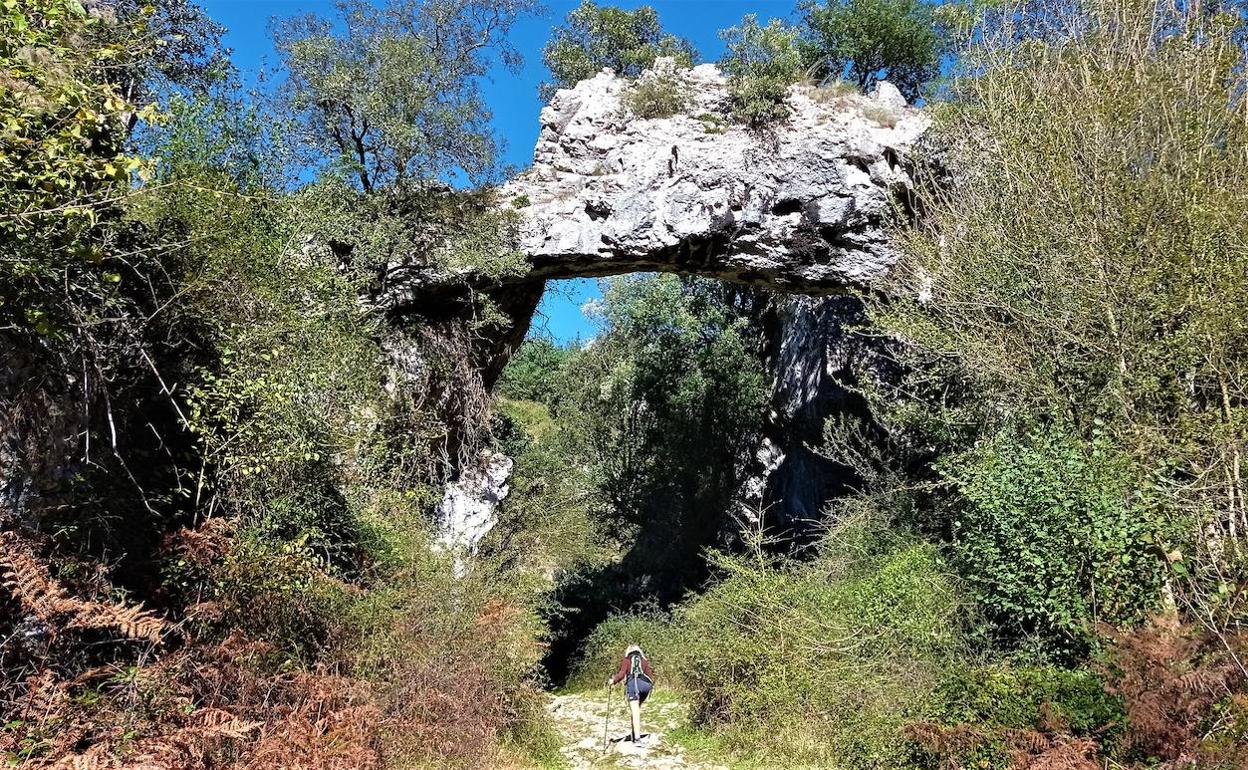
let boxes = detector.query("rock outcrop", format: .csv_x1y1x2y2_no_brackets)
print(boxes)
740,294,900,531
503,60,929,292
407,62,932,543
436,449,514,572
387,59,930,301
495,62,927,530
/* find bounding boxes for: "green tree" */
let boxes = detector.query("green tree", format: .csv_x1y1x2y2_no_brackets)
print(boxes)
274,0,536,191
877,0,1248,629
0,0,161,341
536,276,769,682
801,0,946,101
718,15,805,126
497,337,573,406
541,0,696,99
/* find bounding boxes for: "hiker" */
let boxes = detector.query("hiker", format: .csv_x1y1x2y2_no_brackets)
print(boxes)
607,644,653,743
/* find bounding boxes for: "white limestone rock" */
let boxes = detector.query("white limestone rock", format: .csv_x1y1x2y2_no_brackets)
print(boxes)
503,59,931,292
436,450,513,570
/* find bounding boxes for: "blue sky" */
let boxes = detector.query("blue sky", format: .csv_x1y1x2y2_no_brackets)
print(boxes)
198,0,796,342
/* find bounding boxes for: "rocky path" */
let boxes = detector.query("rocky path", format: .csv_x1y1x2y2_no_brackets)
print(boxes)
546,691,729,770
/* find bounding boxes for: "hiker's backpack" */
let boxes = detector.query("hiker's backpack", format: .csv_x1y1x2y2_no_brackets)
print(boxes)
628,652,651,683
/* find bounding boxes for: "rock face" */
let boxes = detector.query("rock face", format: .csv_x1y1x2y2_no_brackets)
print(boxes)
497,61,927,530
502,59,930,292
740,295,899,531
436,450,514,571
415,62,931,547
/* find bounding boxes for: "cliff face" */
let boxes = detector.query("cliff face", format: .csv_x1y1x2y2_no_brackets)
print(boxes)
741,294,900,531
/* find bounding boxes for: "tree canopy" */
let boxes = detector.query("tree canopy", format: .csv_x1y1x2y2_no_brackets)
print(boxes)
801,0,947,101
541,0,696,99
274,0,536,190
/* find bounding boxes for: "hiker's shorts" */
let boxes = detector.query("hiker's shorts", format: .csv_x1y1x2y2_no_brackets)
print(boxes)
626,677,651,704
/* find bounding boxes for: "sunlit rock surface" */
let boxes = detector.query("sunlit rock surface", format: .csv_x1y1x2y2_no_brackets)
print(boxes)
436,450,513,572
421,62,931,547
502,59,929,292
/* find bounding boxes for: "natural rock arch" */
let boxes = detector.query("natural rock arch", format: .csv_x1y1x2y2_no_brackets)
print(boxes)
383,62,930,315
414,63,931,546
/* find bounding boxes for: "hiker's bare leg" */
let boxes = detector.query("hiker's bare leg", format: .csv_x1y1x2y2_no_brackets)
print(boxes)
629,700,642,740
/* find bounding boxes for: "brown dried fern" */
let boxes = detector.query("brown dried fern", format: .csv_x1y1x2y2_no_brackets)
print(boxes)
0,533,166,643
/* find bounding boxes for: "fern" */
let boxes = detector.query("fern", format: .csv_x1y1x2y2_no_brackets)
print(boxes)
0,534,166,643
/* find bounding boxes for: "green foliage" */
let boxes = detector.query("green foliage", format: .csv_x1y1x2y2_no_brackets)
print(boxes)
718,15,805,126
531,276,769,683
0,0,160,340
942,425,1167,657
800,0,946,101
274,0,536,190
622,69,689,119
128,97,384,496
318,505,557,767
878,0,1248,630
497,338,574,406
484,396,610,580
565,609,680,691
541,0,696,98
560,276,766,558
676,515,967,767
932,663,1123,738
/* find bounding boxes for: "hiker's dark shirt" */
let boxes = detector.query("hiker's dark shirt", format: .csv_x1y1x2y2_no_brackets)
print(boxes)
609,655,653,685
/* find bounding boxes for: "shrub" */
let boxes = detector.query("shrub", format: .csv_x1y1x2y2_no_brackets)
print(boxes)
941,425,1168,658
541,0,696,98
718,15,805,126
808,78,858,104
565,609,683,691
932,663,1123,737
338,518,555,769
1101,617,1248,766
623,70,689,119
876,0,1248,633
676,515,966,766
497,337,573,406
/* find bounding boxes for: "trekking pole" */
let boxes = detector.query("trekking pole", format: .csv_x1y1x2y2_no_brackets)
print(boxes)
602,682,613,752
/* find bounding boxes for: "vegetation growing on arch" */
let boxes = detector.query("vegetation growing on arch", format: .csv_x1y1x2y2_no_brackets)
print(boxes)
800,0,948,101
541,0,696,99
718,15,805,126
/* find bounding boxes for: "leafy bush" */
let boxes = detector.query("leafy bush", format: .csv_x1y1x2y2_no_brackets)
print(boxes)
484,396,609,580
623,69,689,119
718,15,805,126
541,0,696,98
941,425,1167,658
800,0,947,101
565,609,682,691
341,519,555,768
932,663,1123,737
676,515,967,766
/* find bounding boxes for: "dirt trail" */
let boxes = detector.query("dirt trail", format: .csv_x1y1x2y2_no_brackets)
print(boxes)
546,691,729,770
